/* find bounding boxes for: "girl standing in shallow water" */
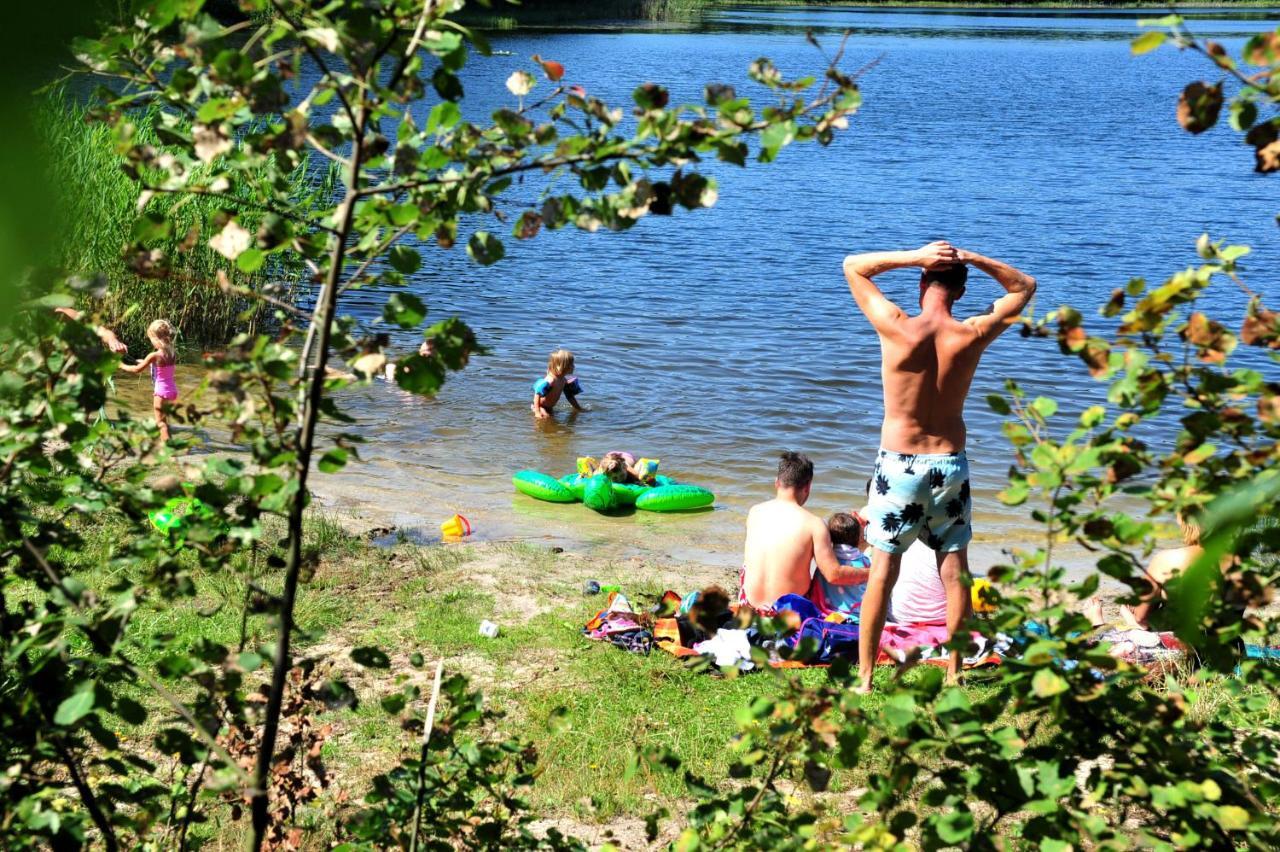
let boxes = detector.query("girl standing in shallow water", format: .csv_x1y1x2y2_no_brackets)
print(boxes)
120,319,178,441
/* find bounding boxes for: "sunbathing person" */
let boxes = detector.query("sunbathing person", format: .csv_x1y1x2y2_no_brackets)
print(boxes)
1121,515,1205,630
740,452,868,615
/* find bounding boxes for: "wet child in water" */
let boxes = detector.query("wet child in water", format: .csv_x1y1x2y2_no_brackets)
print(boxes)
531,348,584,418
119,319,178,442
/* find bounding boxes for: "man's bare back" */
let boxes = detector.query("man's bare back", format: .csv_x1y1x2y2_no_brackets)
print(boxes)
742,498,829,607
849,242,1038,455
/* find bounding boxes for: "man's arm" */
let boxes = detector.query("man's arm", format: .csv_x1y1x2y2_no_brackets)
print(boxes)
812,520,870,585
960,250,1038,341
842,242,958,334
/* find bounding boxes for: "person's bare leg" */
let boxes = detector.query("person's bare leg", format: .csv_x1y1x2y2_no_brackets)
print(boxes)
1127,566,1172,629
856,546,901,693
154,397,170,443
1082,597,1105,627
937,548,973,684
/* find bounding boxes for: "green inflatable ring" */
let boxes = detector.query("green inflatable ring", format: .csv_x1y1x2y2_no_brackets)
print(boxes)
149,497,220,541
635,484,715,512
513,470,577,503
582,474,619,512
612,482,648,506
559,474,588,501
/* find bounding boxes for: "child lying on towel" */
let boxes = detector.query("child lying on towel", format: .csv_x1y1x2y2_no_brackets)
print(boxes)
807,512,872,619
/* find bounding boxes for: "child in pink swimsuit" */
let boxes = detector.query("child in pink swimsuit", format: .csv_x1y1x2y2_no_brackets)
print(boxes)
120,319,178,442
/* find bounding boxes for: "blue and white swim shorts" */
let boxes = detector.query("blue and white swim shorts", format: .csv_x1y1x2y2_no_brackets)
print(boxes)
865,448,972,555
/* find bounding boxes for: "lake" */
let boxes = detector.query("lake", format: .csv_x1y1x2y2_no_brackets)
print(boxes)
171,6,1280,569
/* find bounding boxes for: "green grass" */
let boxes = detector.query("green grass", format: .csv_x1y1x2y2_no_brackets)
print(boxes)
25,509,1280,841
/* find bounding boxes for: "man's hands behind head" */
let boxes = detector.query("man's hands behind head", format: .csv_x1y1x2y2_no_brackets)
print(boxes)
916,240,961,269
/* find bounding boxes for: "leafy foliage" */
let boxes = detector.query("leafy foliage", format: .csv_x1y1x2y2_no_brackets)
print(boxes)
2,0,863,848
1136,16,1280,179
628,21,1280,851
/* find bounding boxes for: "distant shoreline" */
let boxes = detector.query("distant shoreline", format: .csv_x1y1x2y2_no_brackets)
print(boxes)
460,0,1280,28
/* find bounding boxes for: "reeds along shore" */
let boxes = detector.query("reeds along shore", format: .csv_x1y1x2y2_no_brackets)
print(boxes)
37,93,336,354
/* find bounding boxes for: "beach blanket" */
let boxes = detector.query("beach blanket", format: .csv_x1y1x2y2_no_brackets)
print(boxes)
583,592,653,655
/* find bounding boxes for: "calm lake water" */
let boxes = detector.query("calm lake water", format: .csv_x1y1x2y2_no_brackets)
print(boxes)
145,6,1280,569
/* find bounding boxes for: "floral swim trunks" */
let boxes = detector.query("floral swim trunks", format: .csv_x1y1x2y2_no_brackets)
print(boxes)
865,448,972,555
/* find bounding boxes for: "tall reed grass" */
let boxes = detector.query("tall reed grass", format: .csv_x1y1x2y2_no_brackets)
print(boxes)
38,93,335,352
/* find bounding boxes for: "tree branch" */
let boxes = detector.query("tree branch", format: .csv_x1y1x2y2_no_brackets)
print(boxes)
250,58,372,852
267,0,358,126
140,184,340,236
337,222,415,295
408,660,445,852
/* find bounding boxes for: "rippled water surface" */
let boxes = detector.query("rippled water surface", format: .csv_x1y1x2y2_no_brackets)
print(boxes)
162,7,1280,567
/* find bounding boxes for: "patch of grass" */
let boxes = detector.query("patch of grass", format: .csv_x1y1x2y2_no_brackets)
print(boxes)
26,514,1280,841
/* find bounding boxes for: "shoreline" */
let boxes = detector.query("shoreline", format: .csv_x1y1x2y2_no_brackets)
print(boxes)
462,1,1280,29
109,370,1125,583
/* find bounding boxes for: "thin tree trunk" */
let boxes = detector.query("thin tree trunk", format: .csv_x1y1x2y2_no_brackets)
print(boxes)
409,661,446,852
249,102,366,850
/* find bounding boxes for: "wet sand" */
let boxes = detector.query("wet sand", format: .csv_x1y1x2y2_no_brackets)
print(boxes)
113,369,1110,584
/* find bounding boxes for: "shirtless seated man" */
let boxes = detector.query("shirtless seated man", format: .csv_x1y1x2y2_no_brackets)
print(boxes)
740,451,870,615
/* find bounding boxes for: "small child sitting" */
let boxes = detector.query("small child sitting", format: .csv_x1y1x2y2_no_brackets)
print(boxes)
808,512,873,620
531,348,584,419
581,451,658,485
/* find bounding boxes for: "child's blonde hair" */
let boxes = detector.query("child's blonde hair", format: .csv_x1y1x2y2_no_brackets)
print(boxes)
598,455,630,483
148,319,176,364
547,348,575,377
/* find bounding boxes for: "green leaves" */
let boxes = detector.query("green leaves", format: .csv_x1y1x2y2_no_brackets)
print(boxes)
393,353,446,396
1031,669,1069,698
236,248,266,273
54,689,95,726
387,246,421,275
318,447,348,473
426,101,461,133
633,82,669,111
382,293,426,328
1031,396,1058,419
466,231,504,266
350,646,390,669
1131,31,1166,55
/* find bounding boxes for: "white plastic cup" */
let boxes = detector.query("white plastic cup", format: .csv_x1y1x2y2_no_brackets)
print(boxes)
478,620,499,639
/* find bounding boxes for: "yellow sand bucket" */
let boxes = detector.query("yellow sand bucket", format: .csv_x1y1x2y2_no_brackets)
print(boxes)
440,513,471,538
971,578,996,613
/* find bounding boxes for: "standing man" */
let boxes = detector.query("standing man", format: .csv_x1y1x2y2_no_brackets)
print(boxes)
843,241,1036,690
